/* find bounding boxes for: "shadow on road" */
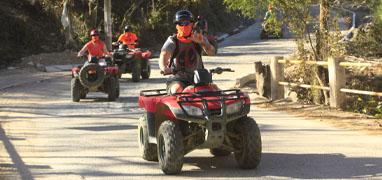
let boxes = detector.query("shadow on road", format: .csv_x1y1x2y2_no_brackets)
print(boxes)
67,125,136,132
0,125,35,180
180,153,382,179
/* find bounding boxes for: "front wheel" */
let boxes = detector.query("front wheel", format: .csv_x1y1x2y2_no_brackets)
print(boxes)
157,120,184,175
116,78,120,98
107,77,117,101
234,116,262,169
132,59,141,82
141,62,151,79
71,78,82,102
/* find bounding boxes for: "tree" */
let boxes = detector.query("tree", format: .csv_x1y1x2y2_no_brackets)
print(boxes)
317,0,329,61
104,0,112,50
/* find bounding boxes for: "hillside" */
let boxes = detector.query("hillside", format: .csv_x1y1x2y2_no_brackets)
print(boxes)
0,0,246,68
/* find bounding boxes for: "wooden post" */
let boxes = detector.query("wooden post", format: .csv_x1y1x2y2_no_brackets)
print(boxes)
255,61,265,97
104,0,112,50
270,56,284,100
328,57,346,108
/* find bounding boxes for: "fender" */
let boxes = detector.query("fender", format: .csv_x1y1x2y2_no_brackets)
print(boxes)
72,67,80,77
142,51,152,59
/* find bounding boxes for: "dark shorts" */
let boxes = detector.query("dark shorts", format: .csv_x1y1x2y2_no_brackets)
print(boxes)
166,73,194,93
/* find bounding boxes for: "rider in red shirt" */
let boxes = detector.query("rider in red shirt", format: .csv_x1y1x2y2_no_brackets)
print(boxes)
118,25,138,49
78,29,109,61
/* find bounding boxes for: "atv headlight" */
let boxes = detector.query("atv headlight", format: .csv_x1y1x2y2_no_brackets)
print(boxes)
226,101,242,114
183,105,203,116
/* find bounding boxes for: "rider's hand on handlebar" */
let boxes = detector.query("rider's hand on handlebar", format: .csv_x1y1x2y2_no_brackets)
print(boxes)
160,67,172,75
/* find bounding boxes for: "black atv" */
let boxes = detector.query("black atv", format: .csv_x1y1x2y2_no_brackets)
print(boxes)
112,43,152,82
71,57,120,102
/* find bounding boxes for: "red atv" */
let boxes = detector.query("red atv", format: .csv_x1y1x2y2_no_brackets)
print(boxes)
112,43,152,82
138,67,262,174
71,57,120,102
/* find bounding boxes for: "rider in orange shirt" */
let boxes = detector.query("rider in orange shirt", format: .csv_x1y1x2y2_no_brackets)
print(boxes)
118,25,138,49
78,29,109,61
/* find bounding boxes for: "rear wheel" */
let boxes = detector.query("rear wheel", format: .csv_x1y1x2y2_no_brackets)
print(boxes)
79,63,105,88
157,120,184,175
234,116,262,169
71,78,82,102
132,59,141,82
138,114,158,161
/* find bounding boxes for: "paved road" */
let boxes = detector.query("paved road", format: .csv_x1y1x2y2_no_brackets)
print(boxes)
1,24,381,180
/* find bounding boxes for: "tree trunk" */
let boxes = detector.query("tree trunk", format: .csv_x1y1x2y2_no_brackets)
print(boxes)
88,0,98,28
104,0,112,50
317,0,329,60
315,0,330,105
61,0,74,48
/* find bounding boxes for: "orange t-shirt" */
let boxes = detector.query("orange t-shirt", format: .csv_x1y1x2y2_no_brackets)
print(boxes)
118,32,138,48
85,40,105,57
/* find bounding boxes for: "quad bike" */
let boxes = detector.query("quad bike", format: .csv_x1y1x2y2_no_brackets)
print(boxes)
112,43,152,82
260,21,283,39
138,67,262,174
71,57,120,102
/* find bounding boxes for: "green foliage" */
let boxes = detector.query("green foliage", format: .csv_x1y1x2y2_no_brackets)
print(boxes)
346,0,382,58
264,12,282,35
224,0,268,18
375,0,382,23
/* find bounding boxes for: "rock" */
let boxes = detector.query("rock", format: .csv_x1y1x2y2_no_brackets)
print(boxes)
235,73,256,88
286,91,298,102
40,45,50,51
27,61,35,66
7,66,16,70
362,15,373,24
35,63,47,72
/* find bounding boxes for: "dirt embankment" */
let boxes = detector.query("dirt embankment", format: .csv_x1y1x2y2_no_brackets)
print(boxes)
0,0,64,68
0,0,248,69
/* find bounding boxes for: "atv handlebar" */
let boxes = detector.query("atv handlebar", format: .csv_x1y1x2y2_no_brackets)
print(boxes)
161,67,234,76
160,70,172,76
209,67,234,74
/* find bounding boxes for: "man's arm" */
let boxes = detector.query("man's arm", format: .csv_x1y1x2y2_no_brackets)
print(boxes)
103,43,110,56
77,44,88,57
159,50,172,74
190,33,215,56
201,36,215,56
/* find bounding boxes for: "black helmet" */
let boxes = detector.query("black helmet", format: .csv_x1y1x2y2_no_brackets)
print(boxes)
174,10,194,24
124,25,130,32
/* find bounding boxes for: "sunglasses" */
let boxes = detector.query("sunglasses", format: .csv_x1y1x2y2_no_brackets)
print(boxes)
177,21,191,26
